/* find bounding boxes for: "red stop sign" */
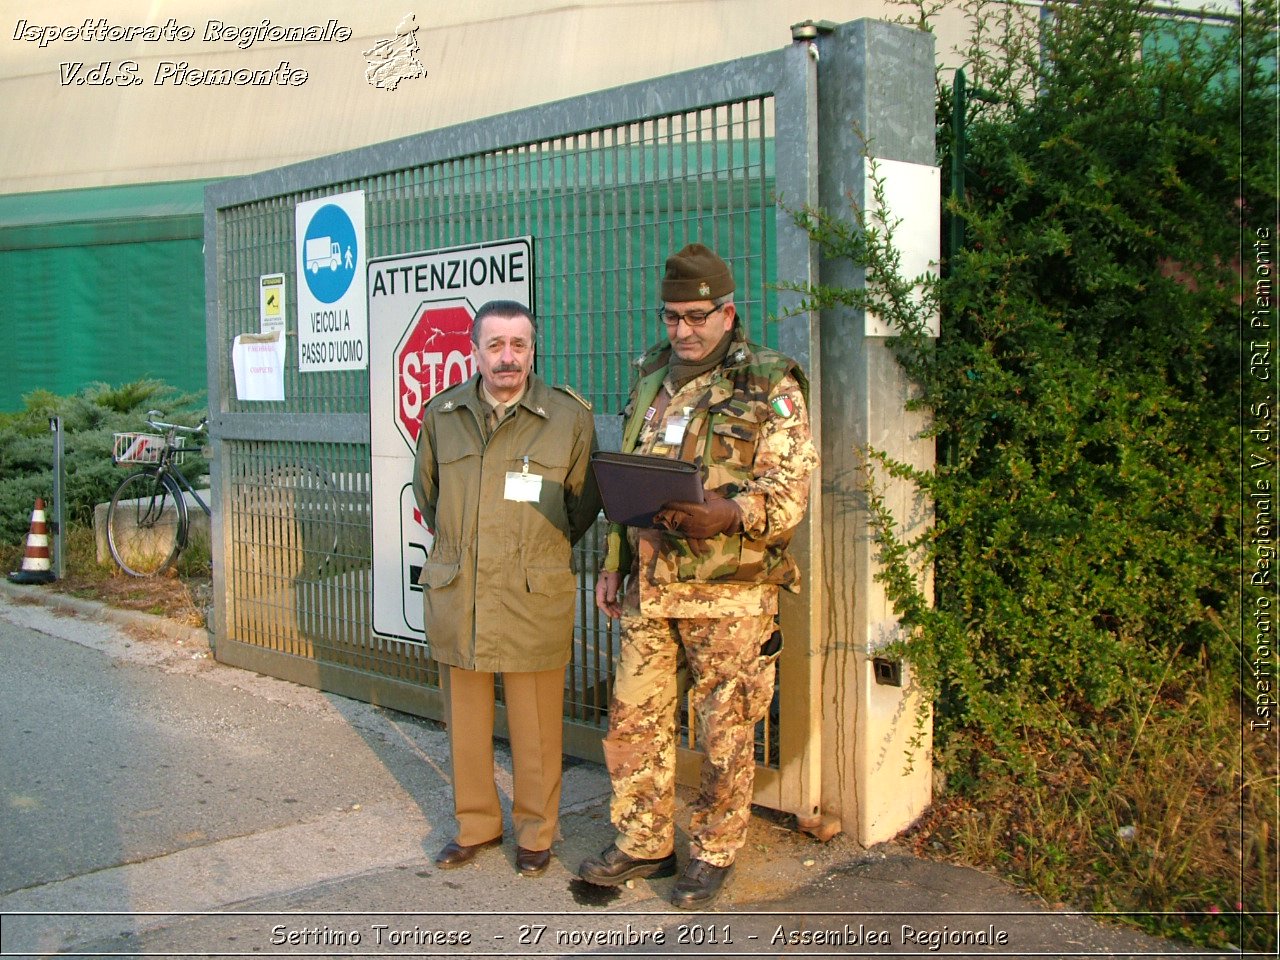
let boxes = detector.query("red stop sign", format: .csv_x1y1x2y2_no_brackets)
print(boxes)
394,301,476,449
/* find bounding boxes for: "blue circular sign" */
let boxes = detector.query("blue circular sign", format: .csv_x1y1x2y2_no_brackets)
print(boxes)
301,203,358,304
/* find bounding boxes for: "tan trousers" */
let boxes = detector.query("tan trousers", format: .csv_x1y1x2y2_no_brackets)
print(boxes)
441,664,565,851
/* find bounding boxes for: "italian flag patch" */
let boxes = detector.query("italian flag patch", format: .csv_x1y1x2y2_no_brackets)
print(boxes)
771,396,796,418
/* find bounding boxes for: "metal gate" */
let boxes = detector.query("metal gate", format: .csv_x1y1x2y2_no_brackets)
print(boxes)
205,44,825,821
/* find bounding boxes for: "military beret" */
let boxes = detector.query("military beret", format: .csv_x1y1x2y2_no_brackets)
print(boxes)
661,243,734,302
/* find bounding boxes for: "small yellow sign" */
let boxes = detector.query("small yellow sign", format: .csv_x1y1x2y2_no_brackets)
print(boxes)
259,273,286,334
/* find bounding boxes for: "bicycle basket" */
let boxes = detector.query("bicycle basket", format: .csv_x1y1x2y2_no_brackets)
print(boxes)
112,432,185,465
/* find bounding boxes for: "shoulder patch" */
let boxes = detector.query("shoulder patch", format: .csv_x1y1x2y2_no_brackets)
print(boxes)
554,384,593,410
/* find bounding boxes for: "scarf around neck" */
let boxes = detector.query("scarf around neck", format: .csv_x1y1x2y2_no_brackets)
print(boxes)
667,327,734,391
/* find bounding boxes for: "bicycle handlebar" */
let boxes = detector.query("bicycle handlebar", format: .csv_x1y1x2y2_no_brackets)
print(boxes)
144,412,208,435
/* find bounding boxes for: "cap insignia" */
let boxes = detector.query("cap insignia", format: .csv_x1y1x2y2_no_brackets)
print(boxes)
698,282,711,297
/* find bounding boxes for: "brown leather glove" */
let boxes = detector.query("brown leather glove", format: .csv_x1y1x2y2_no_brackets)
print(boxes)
652,493,742,539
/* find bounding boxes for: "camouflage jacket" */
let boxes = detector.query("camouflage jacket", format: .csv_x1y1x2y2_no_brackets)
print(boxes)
603,330,818,616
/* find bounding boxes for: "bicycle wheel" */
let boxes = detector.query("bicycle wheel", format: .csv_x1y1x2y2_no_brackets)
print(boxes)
107,471,188,576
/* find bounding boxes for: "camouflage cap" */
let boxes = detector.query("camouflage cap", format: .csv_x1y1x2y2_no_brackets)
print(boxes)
662,243,734,302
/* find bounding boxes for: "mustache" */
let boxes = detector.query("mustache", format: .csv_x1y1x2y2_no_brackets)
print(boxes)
492,363,523,373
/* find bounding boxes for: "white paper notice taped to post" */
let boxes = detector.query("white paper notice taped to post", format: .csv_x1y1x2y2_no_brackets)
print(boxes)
232,331,286,401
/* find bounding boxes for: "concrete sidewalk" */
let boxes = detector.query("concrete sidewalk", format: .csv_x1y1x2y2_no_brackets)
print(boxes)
0,583,1235,959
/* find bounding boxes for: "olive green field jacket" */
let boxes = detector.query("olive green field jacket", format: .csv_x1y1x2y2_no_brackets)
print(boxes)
412,373,601,672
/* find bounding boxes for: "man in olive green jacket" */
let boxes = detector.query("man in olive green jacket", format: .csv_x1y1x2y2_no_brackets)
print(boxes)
413,300,600,878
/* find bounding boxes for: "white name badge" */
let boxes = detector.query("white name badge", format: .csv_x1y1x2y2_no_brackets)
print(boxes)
663,412,690,445
505,471,543,502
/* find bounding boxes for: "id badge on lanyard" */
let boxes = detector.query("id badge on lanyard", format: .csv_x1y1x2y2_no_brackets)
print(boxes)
663,407,693,446
504,456,543,502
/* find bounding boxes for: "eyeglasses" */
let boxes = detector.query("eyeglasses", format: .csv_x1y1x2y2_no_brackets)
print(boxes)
657,304,723,327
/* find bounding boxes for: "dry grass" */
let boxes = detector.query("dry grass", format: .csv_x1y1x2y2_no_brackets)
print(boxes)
1,523,210,627
904,684,1278,952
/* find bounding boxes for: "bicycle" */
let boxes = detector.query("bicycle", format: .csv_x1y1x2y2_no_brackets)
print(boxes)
107,411,210,577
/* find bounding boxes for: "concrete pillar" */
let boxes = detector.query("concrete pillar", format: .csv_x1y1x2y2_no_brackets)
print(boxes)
814,20,938,845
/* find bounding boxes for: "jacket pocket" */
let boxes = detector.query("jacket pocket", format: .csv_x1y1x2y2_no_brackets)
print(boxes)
708,401,763,469
525,566,575,597
665,532,742,583
435,428,480,466
519,449,569,487
419,560,460,589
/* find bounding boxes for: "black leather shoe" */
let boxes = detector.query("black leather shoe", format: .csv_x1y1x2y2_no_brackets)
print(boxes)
670,859,733,909
577,843,678,886
516,846,552,877
434,835,501,869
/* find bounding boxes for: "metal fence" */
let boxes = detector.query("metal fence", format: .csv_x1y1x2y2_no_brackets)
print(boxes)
206,45,821,818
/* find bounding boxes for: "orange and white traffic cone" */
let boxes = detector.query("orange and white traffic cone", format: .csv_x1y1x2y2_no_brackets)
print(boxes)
8,497,56,584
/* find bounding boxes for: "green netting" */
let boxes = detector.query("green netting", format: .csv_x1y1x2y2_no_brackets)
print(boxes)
0,180,214,412
0,237,206,410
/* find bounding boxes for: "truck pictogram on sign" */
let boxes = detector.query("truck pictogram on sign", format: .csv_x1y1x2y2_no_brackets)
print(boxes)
306,237,342,273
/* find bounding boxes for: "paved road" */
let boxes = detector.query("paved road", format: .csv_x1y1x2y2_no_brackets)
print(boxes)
0,587,1242,959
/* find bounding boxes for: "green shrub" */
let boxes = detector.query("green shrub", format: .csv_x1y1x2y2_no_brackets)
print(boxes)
872,0,1268,764
794,0,1276,948
0,380,206,543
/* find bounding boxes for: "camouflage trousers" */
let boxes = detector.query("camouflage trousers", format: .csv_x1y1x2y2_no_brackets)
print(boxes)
602,613,778,868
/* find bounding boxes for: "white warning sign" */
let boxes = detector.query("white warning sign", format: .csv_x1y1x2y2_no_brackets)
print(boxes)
367,237,534,642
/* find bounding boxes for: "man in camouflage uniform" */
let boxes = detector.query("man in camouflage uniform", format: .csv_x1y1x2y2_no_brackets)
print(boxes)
578,243,818,909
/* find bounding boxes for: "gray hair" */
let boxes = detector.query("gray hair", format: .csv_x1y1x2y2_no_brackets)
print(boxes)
471,300,537,344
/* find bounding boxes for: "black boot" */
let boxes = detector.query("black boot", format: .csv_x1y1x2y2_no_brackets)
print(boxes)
670,858,733,909
577,843,677,886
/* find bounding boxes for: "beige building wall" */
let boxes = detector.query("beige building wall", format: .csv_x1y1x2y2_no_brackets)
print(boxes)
0,0,972,194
